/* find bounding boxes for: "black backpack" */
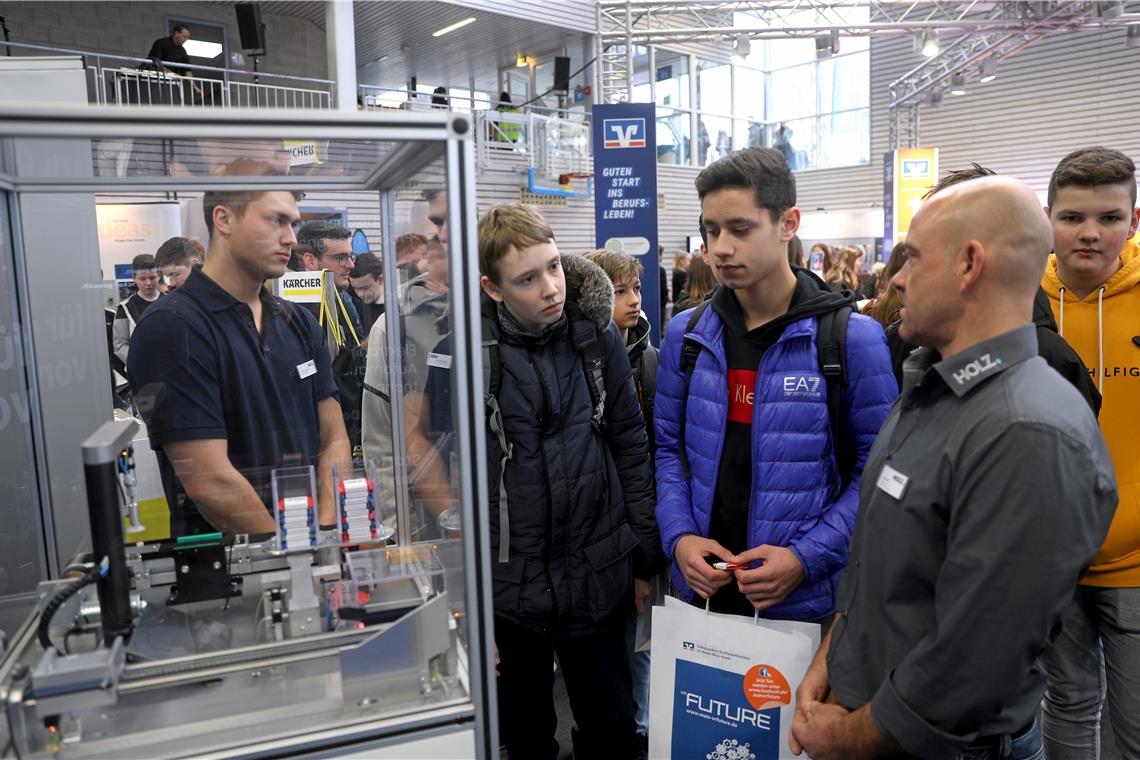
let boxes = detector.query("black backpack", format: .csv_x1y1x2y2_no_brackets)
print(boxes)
481,313,608,563
676,301,854,498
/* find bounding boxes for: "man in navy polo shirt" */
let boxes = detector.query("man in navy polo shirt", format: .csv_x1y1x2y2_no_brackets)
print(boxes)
128,168,352,537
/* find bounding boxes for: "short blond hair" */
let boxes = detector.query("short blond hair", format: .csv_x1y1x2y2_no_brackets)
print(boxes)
581,248,643,285
478,204,555,282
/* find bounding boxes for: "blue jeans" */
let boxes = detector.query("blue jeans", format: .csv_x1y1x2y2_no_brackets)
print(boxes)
949,721,1045,760
624,616,651,735
1040,585,1140,760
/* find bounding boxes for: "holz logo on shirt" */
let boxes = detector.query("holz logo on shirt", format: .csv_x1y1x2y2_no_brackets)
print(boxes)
782,374,822,398
951,353,1002,386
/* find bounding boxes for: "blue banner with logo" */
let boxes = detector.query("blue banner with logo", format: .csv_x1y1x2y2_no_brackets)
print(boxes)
592,103,660,342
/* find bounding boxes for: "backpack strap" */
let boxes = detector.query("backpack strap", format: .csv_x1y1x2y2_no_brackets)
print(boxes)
482,316,512,564
817,306,852,498
677,301,711,479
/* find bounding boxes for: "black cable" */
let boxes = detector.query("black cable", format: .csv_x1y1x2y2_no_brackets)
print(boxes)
38,562,105,652
517,55,598,109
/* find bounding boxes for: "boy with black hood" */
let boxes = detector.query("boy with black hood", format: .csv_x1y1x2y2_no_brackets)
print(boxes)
475,204,666,759
655,147,897,622
582,246,659,753
582,248,659,452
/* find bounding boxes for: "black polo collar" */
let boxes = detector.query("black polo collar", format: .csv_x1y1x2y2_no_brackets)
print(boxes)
182,266,280,315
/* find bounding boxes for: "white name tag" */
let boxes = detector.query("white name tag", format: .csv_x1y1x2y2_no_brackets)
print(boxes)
876,463,909,500
296,360,317,379
427,352,452,369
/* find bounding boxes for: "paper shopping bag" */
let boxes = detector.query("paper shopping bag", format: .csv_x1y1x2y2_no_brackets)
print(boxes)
648,597,819,760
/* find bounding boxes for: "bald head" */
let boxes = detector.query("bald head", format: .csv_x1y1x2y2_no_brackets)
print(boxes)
917,175,1053,295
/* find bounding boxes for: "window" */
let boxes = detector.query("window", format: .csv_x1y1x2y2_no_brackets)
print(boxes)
656,111,690,166
655,53,689,110
635,22,868,169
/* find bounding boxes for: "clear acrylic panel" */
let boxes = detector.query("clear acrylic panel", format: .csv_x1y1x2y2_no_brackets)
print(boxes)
0,119,481,758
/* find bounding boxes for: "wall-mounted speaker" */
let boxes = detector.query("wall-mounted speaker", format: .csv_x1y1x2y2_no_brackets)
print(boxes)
553,56,571,93
235,3,266,53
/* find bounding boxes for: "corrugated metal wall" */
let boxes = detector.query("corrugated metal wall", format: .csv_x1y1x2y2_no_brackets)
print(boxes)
446,0,597,32
796,27,1140,210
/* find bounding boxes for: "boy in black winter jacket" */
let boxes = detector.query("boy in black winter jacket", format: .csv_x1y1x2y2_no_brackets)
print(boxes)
477,205,666,759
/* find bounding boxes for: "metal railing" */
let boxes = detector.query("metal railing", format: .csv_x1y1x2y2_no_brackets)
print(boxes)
1,40,335,110
357,83,587,121
357,84,593,178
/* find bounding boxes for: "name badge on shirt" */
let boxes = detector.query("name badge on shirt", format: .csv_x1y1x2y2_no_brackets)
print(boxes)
427,352,452,369
876,463,910,500
296,360,317,380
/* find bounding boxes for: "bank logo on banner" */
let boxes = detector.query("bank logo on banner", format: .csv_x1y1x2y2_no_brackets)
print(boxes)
603,118,647,149
672,659,791,760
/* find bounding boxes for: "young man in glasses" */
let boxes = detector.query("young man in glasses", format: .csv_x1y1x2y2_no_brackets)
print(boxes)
295,221,366,449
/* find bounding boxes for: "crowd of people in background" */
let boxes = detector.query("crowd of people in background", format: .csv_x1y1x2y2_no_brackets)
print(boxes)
112,141,1140,760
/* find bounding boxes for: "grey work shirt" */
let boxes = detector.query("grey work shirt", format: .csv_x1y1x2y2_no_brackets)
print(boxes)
827,324,1117,760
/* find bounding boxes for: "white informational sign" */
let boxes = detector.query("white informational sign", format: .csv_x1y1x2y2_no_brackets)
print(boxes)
279,271,325,304
96,202,182,283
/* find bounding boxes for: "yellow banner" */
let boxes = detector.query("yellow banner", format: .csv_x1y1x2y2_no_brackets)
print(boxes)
893,147,938,243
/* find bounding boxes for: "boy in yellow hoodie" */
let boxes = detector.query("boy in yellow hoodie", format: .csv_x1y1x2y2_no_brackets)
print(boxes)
1040,146,1140,760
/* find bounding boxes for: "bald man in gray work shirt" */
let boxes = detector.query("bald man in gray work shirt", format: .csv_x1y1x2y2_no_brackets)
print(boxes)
789,176,1118,760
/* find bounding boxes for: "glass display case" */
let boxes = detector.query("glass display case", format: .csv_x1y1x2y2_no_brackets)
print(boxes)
0,106,495,758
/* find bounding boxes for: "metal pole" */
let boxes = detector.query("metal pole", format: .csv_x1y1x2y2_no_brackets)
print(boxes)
625,0,635,101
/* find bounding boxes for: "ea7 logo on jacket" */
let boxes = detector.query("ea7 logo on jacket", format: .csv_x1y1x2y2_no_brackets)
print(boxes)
951,353,1002,386
782,374,823,398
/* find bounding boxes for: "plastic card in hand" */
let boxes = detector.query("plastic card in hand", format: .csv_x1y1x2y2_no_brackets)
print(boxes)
270,465,319,553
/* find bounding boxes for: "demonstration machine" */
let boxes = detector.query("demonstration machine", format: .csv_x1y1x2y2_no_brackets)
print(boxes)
0,107,495,758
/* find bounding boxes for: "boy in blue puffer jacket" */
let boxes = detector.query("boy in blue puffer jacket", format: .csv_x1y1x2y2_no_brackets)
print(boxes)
655,147,897,623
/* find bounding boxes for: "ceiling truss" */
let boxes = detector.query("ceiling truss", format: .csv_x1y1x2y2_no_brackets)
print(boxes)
596,0,1140,147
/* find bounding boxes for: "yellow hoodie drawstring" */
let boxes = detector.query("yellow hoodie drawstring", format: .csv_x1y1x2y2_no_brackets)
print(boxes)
1058,287,1065,337
1097,286,1106,394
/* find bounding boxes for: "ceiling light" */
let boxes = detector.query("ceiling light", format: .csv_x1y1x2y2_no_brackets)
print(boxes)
949,72,967,96
432,16,476,37
732,34,752,63
979,58,997,83
921,30,940,57
1127,25,1140,48
930,90,944,108
183,40,223,59
515,52,528,67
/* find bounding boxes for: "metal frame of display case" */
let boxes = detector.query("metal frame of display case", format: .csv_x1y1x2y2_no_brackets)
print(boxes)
0,105,497,758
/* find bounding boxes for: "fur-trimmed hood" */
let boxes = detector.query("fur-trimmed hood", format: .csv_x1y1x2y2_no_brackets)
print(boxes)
561,253,614,330
436,254,614,332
